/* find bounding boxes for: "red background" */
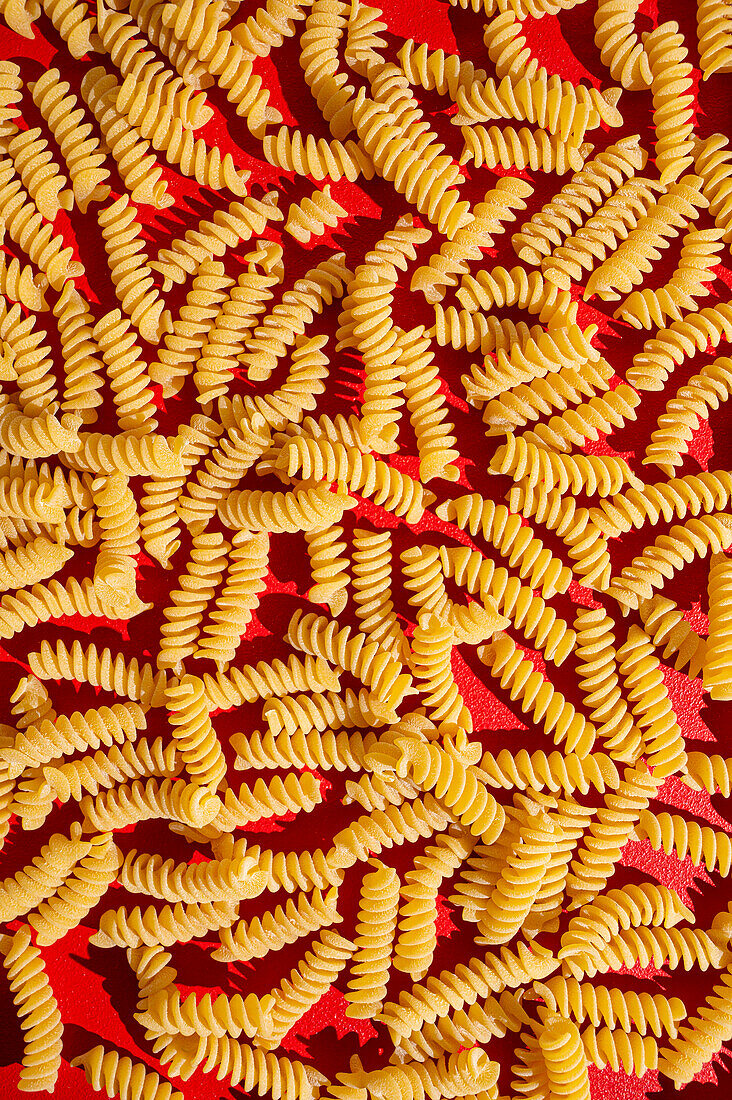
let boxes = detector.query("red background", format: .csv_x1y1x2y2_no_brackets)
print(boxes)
0,0,731,1096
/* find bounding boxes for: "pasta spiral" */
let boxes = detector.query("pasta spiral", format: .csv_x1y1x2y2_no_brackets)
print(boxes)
345,860,399,1017
71,1045,183,1100
704,552,732,701
0,926,62,1093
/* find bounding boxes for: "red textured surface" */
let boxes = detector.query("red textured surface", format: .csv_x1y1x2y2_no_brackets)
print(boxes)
0,0,730,1097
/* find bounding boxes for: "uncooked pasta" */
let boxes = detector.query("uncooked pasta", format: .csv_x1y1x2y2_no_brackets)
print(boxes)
0,2,730,1099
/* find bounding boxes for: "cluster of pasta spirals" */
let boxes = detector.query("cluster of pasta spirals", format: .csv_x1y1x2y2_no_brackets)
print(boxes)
0,0,731,1097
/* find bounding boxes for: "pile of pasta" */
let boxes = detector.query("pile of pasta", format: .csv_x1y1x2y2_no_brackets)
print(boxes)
0,0,731,1095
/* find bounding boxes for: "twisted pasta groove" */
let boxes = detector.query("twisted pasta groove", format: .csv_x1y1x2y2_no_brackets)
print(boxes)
0,926,62,1093
574,608,640,762
704,552,732,700
141,984,275,1042
607,514,732,610
166,675,226,790
635,810,732,877
3,700,145,778
214,886,342,962
479,633,596,757
267,930,355,1044
29,638,167,707
345,861,399,1017
538,1014,591,1100
512,136,646,265
658,970,732,1086
593,0,651,89
409,613,471,730
28,832,121,945
99,195,169,345
71,1045,183,1100
536,977,685,1038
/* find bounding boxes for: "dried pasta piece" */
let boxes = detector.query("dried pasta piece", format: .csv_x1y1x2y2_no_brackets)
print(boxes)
285,185,347,244
0,926,62,1093
345,860,399,1018
704,552,732,700
594,0,651,89
71,1045,183,1100
643,356,732,475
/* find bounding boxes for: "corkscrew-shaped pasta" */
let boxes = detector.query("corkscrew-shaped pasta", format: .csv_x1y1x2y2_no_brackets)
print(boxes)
0,535,71,593
52,283,104,420
462,322,599,404
93,309,158,432
695,132,732,243
491,434,641,498
542,176,664,290
512,136,646,264
214,886,342,962
644,21,696,185
0,159,82,290
99,195,169,345
219,483,356,534
643,356,732,475
285,185,347,244
92,898,238,950
479,748,618,797
304,524,348,616
616,227,724,330
351,88,470,238
267,930,354,1044
460,124,588,174
158,530,230,673
634,810,732,877
627,300,732,391
81,777,222,833
477,809,557,945
142,984,275,1042
29,638,167,707
593,0,651,89
0,926,62,1093
81,68,173,209
5,127,71,222
0,825,89,922
409,613,471,730
3,700,145,778
345,861,399,1018
92,472,140,615
607,514,732,610
437,497,572,598
585,176,705,299
156,1032,324,1098
658,969,732,1086
29,831,121,945
166,675,226,790
697,0,732,78
399,326,459,482
390,739,505,844
201,653,339,710
40,738,180,808
574,608,640,762
151,194,282,289
263,126,372,182
287,609,412,711
536,976,685,1037
538,1014,591,1100
71,1045,183,1100
379,939,557,1040
393,832,473,982
195,532,269,668
412,178,533,302
565,767,660,909
704,552,732,701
